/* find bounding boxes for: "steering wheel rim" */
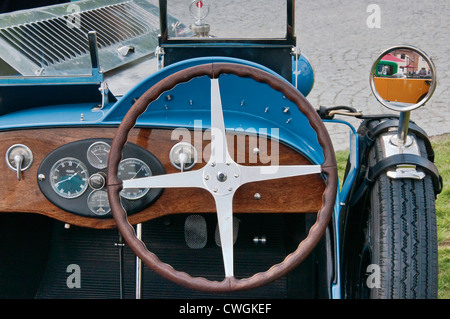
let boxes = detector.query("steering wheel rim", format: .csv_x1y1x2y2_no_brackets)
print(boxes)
107,62,337,292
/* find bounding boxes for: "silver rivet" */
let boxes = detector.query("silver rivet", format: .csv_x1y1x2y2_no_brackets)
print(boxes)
286,118,292,124
38,174,46,181
234,173,239,178
253,147,260,155
204,175,210,180
254,193,261,200
212,187,218,192
283,107,290,113
211,162,216,167
228,187,233,191
264,107,269,113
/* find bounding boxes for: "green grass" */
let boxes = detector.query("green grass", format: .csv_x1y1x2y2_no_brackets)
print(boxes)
335,150,349,184
431,134,450,299
335,133,450,299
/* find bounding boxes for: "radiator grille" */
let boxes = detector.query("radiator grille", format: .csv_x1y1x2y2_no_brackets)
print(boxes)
0,1,159,69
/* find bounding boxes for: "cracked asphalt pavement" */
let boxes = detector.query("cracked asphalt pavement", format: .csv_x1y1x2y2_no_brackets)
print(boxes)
295,0,449,150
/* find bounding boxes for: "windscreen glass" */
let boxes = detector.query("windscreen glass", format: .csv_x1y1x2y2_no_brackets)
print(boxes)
167,0,287,39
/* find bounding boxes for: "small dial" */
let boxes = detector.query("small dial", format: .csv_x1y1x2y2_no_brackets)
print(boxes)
50,157,89,199
87,190,111,216
86,141,110,169
118,158,152,200
88,173,106,190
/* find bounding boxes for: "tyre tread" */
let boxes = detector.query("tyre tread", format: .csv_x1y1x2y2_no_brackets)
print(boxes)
366,120,437,299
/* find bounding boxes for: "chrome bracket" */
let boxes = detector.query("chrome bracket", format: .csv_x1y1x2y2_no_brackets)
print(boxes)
386,164,425,180
155,46,165,70
381,131,424,181
98,81,110,109
291,47,301,89
87,31,110,109
117,45,135,57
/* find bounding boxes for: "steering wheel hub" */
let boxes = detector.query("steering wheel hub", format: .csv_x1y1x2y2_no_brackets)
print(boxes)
202,160,241,195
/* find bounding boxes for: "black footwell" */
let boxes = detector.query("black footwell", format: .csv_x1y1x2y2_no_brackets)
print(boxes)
35,213,326,299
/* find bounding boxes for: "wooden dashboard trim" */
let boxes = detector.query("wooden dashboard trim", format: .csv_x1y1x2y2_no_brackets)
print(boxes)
0,127,325,229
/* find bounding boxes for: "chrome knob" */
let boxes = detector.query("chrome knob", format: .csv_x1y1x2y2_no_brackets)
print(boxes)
5,144,33,181
169,142,198,172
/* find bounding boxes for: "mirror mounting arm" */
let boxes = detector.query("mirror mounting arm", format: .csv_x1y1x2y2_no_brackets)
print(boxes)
393,110,411,147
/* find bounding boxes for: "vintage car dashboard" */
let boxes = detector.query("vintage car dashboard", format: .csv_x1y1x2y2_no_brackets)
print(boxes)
37,137,165,219
0,126,325,229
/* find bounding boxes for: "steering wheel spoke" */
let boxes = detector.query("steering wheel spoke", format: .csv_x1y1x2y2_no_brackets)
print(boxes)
122,169,205,189
209,78,231,165
214,194,235,278
238,164,322,185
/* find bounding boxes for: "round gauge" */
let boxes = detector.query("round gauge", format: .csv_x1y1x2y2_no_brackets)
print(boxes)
50,157,89,199
117,158,152,200
86,141,110,169
87,190,111,216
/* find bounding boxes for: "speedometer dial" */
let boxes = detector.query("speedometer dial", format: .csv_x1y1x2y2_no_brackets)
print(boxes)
50,157,89,199
118,158,152,200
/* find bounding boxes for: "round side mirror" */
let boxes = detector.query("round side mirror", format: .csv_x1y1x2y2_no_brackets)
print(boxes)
370,45,437,112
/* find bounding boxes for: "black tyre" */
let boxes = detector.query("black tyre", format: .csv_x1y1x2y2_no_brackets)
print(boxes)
357,122,438,298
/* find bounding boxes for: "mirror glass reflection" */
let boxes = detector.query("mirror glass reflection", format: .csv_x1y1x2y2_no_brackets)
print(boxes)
371,47,436,111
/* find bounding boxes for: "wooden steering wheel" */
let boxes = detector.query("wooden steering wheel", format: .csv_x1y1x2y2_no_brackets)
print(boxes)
107,63,337,292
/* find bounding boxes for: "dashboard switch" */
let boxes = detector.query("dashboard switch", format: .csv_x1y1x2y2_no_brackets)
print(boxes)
169,142,198,172
5,144,33,180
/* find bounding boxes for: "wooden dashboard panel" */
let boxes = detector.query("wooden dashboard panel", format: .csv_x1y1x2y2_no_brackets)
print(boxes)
0,127,325,229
